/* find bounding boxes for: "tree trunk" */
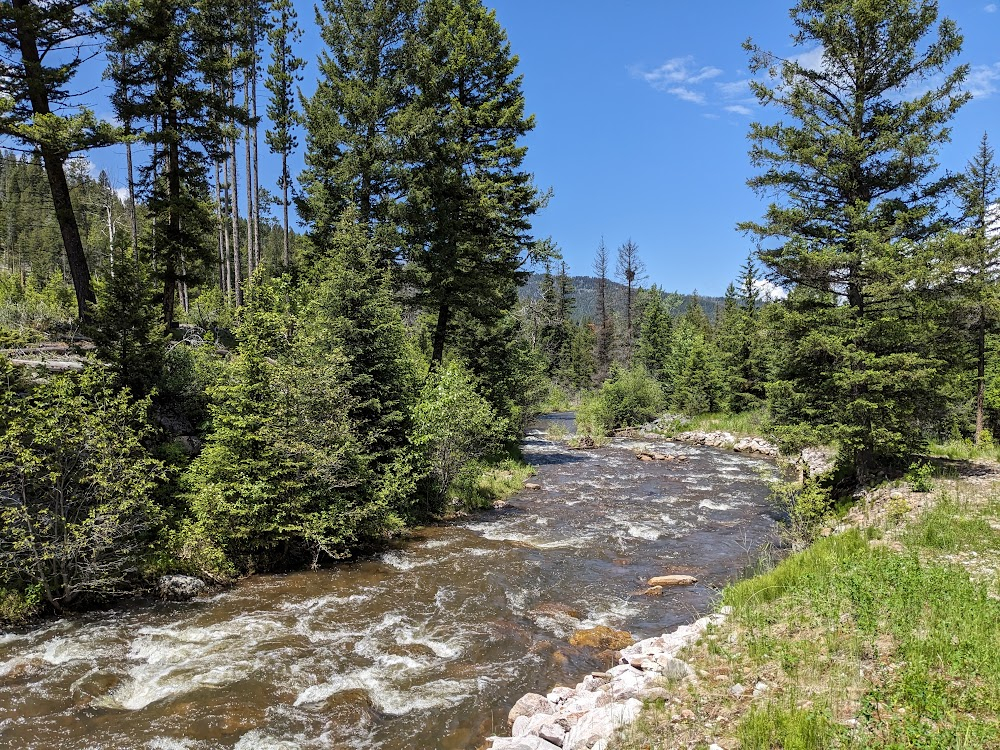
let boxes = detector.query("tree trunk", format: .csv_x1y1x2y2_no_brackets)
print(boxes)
281,153,290,268
11,0,95,320
976,310,986,445
250,41,261,270
244,75,255,279
431,302,450,366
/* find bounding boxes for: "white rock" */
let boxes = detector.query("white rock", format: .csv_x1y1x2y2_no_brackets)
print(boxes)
609,668,653,700
709,744,725,750
563,699,643,750
729,683,746,698
509,693,556,727
648,655,692,681
547,686,575,705
562,687,612,714
753,681,769,698
489,737,563,750
538,722,566,747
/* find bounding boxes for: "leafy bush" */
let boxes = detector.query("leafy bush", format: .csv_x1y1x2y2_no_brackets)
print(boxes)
0,367,165,614
577,365,664,435
412,360,505,506
769,477,833,550
905,461,933,492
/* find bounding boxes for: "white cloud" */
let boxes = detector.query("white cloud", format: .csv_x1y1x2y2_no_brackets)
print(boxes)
985,3,997,12
753,278,788,301
967,63,1000,99
637,56,723,89
716,79,751,99
725,104,753,116
667,86,707,104
791,46,826,72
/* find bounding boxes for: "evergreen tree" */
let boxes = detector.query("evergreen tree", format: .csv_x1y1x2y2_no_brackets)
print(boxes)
740,0,968,477
592,238,613,382
615,238,645,361
637,286,673,386
403,0,545,365
953,134,1000,444
301,0,417,262
265,0,305,269
0,0,114,318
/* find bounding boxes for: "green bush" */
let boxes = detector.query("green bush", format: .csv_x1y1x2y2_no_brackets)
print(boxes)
905,461,934,492
412,360,505,506
577,365,664,435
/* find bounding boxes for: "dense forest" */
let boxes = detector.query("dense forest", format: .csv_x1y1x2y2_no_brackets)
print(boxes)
0,0,997,622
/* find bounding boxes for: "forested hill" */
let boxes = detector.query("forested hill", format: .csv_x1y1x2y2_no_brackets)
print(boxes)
520,273,725,322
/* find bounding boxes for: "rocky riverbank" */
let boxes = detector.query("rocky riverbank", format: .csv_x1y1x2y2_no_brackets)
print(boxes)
486,611,731,750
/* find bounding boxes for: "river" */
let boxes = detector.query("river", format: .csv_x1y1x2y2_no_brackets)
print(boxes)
0,415,779,750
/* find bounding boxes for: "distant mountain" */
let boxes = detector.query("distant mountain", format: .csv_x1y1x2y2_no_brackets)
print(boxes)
520,273,726,322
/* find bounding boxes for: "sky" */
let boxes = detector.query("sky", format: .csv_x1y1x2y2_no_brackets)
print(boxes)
73,0,1000,296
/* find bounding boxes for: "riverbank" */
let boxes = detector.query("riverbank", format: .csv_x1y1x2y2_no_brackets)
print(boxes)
606,462,1000,749
486,430,1000,750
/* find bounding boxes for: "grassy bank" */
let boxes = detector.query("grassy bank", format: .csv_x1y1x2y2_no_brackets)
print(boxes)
448,444,536,511
612,470,1000,749
655,410,771,440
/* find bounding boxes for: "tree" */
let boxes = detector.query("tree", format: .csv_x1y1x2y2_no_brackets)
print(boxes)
716,257,769,412
301,0,417,262
403,0,545,365
637,286,673,385
0,0,113,318
615,238,645,361
102,0,245,324
740,0,968,478
953,134,1000,444
265,0,304,268
592,238,613,382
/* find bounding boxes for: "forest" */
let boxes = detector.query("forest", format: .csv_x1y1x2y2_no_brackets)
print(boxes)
0,0,997,624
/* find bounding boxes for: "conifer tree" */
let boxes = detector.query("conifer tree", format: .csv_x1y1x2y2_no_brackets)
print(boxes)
953,134,1000,444
265,0,304,269
637,286,673,386
0,0,113,318
615,238,645,361
404,0,545,365
592,238,613,382
301,0,418,262
740,0,968,477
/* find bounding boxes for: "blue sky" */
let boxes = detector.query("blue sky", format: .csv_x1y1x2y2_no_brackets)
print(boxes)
78,0,1000,296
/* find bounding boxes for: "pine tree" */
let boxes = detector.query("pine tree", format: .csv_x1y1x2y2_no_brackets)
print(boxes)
740,0,968,477
637,286,673,385
592,238,613,382
0,0,114,318
953,134,1000,444
301,0,418,262
265,0,305,269
403,0,545,365
615,239,645,361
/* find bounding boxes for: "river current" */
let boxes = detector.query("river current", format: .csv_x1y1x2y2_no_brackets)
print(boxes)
0,415,779,749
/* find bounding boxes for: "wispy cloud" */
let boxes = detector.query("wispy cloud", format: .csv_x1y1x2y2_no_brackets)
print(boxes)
985,4,997,13
754,278,788,301
635,56,723,92
967,63,1000,99
633,57,756,116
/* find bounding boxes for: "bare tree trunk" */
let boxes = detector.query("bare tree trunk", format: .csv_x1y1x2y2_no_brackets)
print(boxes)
125,136,138,262
281,153,290,268
976,310,986,445
244,75,256,279
229,59,243,306
250,38,261,270
214,160,228,298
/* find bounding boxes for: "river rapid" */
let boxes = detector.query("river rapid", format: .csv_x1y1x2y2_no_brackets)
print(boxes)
0,415,780,750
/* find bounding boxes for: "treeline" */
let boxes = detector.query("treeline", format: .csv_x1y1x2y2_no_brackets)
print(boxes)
0,0,548,620
542,1,1000,495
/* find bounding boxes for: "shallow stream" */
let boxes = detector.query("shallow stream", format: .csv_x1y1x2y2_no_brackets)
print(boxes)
0,415,779,749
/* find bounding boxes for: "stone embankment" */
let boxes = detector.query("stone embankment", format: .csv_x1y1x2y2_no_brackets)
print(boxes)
487,610,730,750
670,430,779,458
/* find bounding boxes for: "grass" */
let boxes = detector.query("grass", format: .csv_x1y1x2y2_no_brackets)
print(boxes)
612,477,1000,750
449,444,535,510
927,437,1000,463
656,409,771,439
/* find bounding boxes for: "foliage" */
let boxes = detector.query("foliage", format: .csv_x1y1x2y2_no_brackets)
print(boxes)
412,359,505,507
769,477,833,550
577,365,664,435
740,0,968,481
905,461,934,493
0,367,164,613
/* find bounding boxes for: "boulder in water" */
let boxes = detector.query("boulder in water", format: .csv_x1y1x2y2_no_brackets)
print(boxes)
568,626,633,650
157,574,207,600
647,574,697,587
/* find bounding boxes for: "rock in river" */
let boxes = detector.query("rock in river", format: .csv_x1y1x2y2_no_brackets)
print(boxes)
157,575,207,600
647,574,697,587
568,626,634,650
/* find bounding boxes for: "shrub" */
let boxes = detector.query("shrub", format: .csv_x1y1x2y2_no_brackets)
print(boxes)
412,360,505,505
577,365,664,435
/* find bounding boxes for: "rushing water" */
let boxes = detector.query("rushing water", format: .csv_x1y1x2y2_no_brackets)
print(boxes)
0,415,780,750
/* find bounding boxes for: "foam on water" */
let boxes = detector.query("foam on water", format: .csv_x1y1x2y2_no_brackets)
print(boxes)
700,499,735,511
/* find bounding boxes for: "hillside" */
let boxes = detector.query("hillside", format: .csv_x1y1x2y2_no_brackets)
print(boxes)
520,273,726,322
